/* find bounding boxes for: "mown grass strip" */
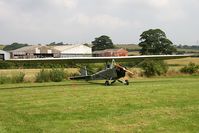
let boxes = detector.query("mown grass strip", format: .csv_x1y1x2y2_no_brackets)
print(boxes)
0,76,198,132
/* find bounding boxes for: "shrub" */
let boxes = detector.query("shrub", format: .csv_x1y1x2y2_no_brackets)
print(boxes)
35,69,50,83
180,62,199,74
35,68,66,83
0,76,11,84
12,72,25,83
0,61,14,69
140,60,168,77
166,69,181,77
0,72,25,84
50,69,65,82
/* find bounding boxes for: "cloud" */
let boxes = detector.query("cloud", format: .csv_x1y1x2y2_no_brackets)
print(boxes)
50,0,78,9
147,0,170,8
132,0,187,22
72,14,131,29
108,0,130,5
63,0,77,9
0,0,198,45
0,1,9,17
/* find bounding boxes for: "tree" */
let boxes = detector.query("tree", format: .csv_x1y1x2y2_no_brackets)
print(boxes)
180,62,199,74
138,29,176,55
140,60,168,77
3,42,28,51
47,42,64,46
92,35,114,51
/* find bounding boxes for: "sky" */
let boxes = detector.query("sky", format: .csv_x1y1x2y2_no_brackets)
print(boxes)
0,0,198,45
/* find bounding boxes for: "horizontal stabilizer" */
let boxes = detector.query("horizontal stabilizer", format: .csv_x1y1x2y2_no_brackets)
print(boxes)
70,75,91,80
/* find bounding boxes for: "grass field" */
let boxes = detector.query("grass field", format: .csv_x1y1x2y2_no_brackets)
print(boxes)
177,48,199,53
116,44,140,50
166,57,199,66
0,76,198,133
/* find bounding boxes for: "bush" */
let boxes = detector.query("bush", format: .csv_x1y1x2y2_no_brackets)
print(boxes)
0,76,11,84
140,60,168,77
50,69,65,82
0,61,14,69
35,69,50,83
180,62,199,74
12,72,25,83
35,68,66,82
0,72,25,84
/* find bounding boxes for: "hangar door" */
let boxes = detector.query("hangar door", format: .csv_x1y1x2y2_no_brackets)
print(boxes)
0,54,4,60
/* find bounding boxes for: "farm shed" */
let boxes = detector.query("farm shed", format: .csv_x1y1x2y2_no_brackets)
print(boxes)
10,45,60,59
93,48,128,57
54,44,92,57
0,50,10,60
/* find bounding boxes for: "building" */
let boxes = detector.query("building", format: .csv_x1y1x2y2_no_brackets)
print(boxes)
54,44,92,57
10,45,60,59
10,44,92,59
0,50,10,60
93,48,128,57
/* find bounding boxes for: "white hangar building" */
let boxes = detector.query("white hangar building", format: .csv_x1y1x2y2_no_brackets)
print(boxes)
0,50,10,60
54,44,92,57
3,44,92,59
10,45,60,59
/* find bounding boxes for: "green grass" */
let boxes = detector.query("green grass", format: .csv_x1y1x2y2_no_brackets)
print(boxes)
0,76,199,133
166,57,199,66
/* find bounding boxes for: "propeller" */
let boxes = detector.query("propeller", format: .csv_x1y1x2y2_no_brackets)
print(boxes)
114,64,135,75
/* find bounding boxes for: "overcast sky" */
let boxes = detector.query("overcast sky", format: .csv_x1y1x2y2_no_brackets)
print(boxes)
0,0,198,45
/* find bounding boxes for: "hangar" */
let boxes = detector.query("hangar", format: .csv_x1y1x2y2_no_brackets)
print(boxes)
10,44,92,59
10,45,60,59
54,44,92,57
0,50,10,60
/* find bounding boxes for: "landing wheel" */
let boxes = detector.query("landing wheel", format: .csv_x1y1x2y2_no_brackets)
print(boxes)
105,81,110,86
124,80,129,85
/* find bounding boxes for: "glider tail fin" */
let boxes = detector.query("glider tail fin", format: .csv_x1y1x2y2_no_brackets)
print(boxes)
80,66,88,76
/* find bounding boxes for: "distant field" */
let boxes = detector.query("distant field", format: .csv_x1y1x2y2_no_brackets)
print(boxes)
0,76,198,132
166,57,199,66
0,45,5,50
177,48,199,53
128,51,140,56
116,44,140,50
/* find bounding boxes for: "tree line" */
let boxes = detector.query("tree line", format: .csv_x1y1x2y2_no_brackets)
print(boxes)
2,29,181,55
177,45,199,49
